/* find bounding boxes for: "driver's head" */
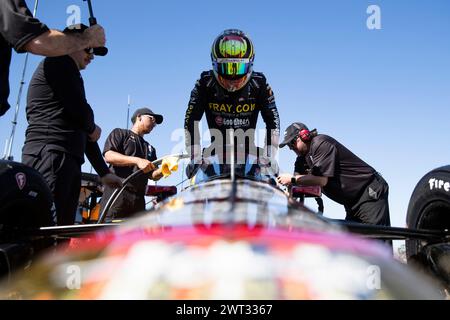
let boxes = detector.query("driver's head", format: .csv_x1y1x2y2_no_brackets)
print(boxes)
211,29,255,92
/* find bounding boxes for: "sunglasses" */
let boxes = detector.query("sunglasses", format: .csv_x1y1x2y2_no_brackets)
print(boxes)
141,114,157,123
84,48,94,54
288,136,299,148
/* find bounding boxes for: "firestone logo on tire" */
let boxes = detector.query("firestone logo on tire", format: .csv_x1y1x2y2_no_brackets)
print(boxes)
429,178,450,192
15,172,26,190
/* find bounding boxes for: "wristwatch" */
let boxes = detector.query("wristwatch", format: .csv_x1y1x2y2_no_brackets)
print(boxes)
291,176,297,185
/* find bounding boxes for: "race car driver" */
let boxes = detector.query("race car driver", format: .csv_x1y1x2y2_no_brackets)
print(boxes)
184,29,280,174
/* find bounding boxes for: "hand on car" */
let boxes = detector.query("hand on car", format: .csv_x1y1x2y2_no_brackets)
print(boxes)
277,174,294,186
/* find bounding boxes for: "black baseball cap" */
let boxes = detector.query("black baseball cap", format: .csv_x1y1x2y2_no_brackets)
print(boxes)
279,122,309,148
131,108,164,124
63,24,108,56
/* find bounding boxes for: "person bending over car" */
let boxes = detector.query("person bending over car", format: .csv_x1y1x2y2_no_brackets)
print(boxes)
277,122,391,227
184,29,280,174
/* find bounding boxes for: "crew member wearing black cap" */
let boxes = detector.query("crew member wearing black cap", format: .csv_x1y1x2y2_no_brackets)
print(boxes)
277,122,391,227
99,108,165,221
22,24,121,226
0,0,106,116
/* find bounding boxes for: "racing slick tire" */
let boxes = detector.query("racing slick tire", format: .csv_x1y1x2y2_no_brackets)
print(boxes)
0,160,55,238
406,165,450,260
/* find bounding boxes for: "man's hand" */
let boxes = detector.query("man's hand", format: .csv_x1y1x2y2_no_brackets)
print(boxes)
136,158,156,173
88,125,102,142
85,25,106,48
277,174,295,186
101,173,123,188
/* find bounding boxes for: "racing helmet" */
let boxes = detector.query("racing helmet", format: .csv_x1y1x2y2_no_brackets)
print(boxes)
211,29,255,92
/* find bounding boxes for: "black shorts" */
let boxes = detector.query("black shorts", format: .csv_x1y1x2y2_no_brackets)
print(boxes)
345,173,391,227
23,147,81,226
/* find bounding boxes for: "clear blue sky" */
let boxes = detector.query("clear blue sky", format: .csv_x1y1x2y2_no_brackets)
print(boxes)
1,0,450,229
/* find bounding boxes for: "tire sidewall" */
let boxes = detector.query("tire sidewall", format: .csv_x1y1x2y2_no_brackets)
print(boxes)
0,161,54,234
406,166,450,258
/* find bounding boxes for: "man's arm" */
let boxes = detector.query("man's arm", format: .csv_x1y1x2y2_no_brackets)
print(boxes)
1,0,105,56
85,141,110,177
104,150,155,173
277,173,328,187
258,76,280,158
85,141,122,188
184,77,205,160
1,0,48,52
23,26,106,56
295,174,328,187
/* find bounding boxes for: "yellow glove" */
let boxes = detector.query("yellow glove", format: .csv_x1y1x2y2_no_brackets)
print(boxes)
161,156,179,178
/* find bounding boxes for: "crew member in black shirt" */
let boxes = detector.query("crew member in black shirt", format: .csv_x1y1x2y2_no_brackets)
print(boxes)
0,0,106,116
22,24,121,226
99,108,165,221
277,122,391,227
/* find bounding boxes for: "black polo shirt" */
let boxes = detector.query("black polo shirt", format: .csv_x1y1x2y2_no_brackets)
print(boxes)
23,55,97,161
304,134,376,206
0,0,48,116
103,128,157,194
22,55,109,177
294,155,309,175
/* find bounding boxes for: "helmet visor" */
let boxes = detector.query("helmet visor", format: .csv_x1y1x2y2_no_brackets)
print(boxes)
213,58,252,79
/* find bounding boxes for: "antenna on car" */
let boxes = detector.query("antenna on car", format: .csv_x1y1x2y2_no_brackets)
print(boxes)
230,130,235,183
3,0,39,160
229,130,237,215
126,94,131,130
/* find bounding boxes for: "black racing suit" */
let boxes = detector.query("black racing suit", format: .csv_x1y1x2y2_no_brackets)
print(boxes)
184,71,280,166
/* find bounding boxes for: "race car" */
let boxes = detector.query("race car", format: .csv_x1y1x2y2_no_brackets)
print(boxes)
0,157,448,299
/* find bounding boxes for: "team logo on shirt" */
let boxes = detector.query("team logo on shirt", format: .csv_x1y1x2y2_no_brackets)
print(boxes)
368,187,378,199
217,118,251,128
232,118,250,127
215,116,224,126
208,103,256,114
15,173,26,190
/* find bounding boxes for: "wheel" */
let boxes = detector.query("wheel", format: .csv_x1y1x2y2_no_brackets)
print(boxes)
0,160,55,238
406,165,450,257
405,166,450,292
